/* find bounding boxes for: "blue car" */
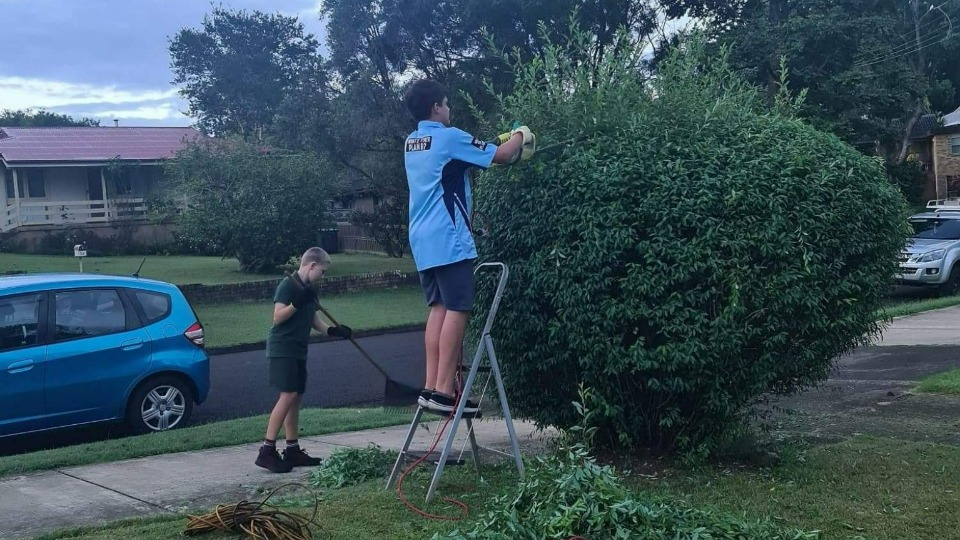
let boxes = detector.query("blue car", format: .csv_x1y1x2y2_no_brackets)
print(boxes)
0,273,209,437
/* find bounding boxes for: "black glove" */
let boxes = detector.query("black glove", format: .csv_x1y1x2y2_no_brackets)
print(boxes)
327,325,352,339
291,285,316,309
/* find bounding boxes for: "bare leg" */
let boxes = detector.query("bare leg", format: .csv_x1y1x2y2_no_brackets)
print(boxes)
282,393,303,441
424,304,446,390
265,392,299,441
434,310,469,397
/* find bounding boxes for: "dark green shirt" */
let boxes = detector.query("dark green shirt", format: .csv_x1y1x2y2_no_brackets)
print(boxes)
266,275,317,360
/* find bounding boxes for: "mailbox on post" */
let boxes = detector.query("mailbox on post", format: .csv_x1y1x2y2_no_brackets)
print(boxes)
74,243,87,272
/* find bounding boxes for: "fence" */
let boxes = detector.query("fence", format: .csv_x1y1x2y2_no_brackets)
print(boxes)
336,223,388,253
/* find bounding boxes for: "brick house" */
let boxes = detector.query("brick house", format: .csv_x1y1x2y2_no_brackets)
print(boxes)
908,107,960,202
932,107,960,200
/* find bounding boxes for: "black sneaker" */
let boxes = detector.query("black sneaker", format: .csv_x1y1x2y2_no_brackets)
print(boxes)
282,446,323,467
417,390,432,408
427,392,479,414
255,445,293,473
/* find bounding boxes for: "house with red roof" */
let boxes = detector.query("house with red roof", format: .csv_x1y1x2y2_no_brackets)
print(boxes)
0,126,201,247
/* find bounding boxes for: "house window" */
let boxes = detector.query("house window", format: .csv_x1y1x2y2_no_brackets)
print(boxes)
109,166,134,196
951,135,960,156
25,170,45,198
3,170,13,200
949,176,960,198
1,170,41,199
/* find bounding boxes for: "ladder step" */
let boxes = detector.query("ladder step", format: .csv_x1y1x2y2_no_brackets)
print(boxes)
406,451,469,466
418,406,483,419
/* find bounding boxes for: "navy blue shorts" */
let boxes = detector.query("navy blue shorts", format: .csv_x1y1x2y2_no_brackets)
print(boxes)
419,259,475,312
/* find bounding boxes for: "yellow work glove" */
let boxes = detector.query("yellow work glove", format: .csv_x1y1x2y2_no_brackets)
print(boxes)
512,126,536,160
495,131,512,145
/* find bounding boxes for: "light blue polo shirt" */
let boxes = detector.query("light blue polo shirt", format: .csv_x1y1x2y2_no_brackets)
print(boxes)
404,121,497,271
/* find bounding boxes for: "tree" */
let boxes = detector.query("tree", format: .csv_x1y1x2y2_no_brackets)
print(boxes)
710,0,960,164
310,0,684,258
0,109,99,127
163,138,335,272
472,30,908,455
169,7,325,139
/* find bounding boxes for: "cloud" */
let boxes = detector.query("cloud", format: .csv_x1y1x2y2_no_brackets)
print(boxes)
0,76,191,125
67,104,188,122
0,76,179,110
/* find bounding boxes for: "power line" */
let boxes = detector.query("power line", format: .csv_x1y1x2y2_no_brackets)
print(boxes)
853,19,956,68
852,1,957,68
853,31,949,69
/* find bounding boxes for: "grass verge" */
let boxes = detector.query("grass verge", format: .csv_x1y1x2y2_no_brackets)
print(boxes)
34,437,960,540
0,252,416,285
0,407,407,477
880,295,960,319
196,287,426,349
914,368,960,395
33,463,518,540
632,436,960,540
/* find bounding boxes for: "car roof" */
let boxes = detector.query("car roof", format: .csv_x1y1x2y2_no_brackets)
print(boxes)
0,273,175,294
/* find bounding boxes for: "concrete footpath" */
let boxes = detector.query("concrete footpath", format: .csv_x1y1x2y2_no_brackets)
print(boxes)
0,418,550,540
876,304,960,346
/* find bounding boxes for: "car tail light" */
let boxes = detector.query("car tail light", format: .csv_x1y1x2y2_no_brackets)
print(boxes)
184,322,205,348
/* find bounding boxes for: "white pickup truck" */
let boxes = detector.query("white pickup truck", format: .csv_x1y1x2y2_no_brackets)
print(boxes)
900,200,960,296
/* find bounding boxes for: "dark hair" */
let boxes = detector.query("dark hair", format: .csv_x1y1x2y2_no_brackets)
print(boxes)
404,80,446,121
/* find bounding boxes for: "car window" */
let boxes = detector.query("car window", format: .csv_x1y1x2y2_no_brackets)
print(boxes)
911,219,960,240
54,289,126,341
134,290,171,323
0,294,41,352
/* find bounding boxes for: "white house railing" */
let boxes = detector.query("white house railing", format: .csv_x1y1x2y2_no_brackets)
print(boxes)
2,205,15,233
0,198,147,232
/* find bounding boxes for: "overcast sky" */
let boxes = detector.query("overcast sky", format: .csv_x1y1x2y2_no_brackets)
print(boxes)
0,0,327,127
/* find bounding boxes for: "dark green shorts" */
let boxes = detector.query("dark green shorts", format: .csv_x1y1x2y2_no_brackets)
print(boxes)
269,357,307,394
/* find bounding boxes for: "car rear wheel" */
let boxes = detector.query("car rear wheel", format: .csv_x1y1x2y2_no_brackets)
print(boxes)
937,264,960,297
126,375,194,434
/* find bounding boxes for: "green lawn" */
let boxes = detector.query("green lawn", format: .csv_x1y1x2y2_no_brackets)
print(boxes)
0,252,416,285
34,437,960,540
0,407,408,477
879,295,960,319
633,437,960,540
915,368,960,395
197,287,427,349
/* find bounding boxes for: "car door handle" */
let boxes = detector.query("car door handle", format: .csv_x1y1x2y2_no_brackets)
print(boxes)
6,359,34,374
120,338,144,351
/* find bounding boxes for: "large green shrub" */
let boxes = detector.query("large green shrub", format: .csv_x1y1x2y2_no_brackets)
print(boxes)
472,33,909,454
163,138,335,273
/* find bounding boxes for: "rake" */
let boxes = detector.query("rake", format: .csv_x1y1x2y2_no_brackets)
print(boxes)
316,302,423,408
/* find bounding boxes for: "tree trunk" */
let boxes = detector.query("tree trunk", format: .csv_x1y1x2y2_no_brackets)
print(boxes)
896,99,924,164
896,0,926,165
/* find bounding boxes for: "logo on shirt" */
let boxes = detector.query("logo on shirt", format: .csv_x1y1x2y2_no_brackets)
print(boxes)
471,137,488,151
406,136,432,152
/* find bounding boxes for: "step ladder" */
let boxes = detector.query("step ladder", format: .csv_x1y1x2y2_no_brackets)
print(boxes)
385,262,524,503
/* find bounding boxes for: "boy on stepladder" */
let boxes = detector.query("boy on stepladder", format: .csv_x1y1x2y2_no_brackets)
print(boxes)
402,79,535,414
255,247,352,473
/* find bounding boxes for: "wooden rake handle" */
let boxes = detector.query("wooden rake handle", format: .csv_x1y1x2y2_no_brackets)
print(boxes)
315,302,390,379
